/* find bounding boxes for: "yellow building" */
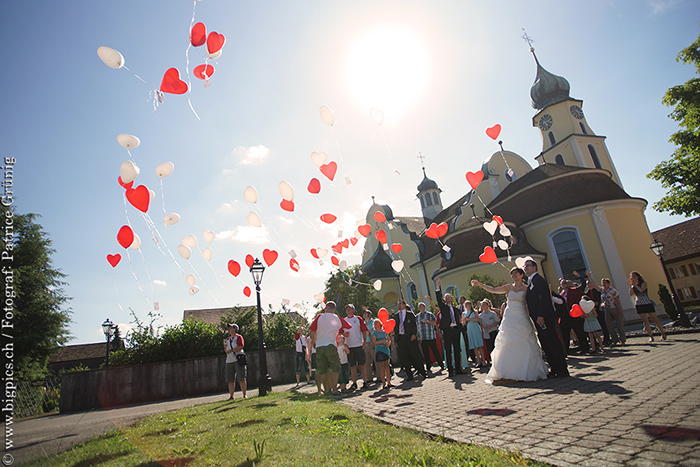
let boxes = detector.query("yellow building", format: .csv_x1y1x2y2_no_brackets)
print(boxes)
360,48,667,322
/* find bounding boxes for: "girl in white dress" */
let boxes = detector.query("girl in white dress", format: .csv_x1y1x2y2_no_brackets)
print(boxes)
471,267,548,384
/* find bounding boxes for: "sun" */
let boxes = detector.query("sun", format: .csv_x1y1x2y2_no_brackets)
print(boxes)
345,25,430,122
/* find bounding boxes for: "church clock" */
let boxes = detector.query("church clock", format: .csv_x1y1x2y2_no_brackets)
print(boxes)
538,114,553,131
570,105,584,119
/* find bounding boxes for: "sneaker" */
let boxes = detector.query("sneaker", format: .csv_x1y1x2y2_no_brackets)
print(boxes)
349,382,358,391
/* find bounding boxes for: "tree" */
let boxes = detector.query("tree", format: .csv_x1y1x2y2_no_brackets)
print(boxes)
0,207,72,380
658,284,678,321
323,265,379,316
647,30,700,216
466,273,507,309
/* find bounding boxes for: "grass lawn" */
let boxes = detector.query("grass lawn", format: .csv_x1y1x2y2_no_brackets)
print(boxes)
28,392,551,467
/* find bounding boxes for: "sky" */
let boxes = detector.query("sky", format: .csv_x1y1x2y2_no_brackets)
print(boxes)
1,1,698,345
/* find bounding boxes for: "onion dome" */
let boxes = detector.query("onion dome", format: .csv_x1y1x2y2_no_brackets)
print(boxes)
530,49,571,111
417,168,438,192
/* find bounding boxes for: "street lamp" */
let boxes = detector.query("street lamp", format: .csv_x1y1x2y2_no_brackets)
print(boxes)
250,258,272,396
650,239,691,327
101,318,116,365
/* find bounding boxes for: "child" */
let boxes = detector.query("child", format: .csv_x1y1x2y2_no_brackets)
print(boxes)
371,320,393,389
337,334,351,392
582,296,604,354
462,300,487,368
479,300,500,361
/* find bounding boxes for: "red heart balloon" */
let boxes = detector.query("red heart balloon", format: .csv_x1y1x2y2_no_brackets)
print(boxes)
117,225,134,249
320,161,337,181
190,22,206,47
374,211,386,223
465,171,484,190
160,68,188,95
341,238,349,248
493,215,503,226
118,176,133,190
358,224,371,237
425,223,439,239
320,213,337,224
290,258,300,272
228,260,241,277
280,199,295,212
332,244,343,255
350,237,358,246
310,248,319,259
437,222,448,237
193,64,215,80
331,256,339,266
307,178,321,194
486,124,501,140
375,229,387,244
125,185,150,212
479,246,498,264
106,254,121,268
263,248,278,266
243,286,251,297
570,304,585,318
207,31,226,54
245,254,254,268
378,308,389,323
383,319,396,334
391,243,402,253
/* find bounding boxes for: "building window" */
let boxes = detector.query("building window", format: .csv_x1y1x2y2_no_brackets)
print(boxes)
692,263,700,275
588,144,602,169
579,122,588,135
432,192,440,205
424,193,432,207
406,282,418,303
673,266,687,278
550,229,588,281
554,154,565,165
548,131,556,146
419,195,425,209
679,287,696,300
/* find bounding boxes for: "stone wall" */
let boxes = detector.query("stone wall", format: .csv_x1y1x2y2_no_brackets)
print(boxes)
60,347,296,413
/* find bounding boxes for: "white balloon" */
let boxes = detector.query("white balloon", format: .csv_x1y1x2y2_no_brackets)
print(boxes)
246,211,261,227
278,181,294,201
188,285,200,295
514,256,534,269
149,189,156,201
186,273,196,286
314,292,325,303
203,230,215,243
129,233,141,250
201,247,212,261
391,260,404,273
117,134,140,149
178,244,191,260
339,260,348,271
316,247,328,258
208,50,222,59
182,235,197,248
163,213,180,225
497,239,509,250
369,107,384,126
499,224,511,237
373,280,382,291
310,151,328,168
483,220,498,236
243,186,258,204
120,160,140,184
155,162,175,178
579,299,595,314
319,105,335,126
97,46,125,69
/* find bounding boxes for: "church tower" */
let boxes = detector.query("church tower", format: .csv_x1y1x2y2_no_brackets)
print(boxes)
529,46,624,188
416,159,443,220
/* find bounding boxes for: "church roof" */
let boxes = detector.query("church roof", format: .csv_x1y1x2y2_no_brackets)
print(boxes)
49,343,108,364
417,168,439,192
651,217,700,263
530,50,572,111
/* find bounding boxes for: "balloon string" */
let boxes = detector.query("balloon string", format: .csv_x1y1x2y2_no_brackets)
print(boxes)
187,262,220,305
253,205,289,254
330,126,349,183
379,128,400,176
137,247,157,301
142,212,187,275
123,65,148,85
195,246,225,289
475,192,496,218
160,178,167,215
125,248,153,308
126,148,134,161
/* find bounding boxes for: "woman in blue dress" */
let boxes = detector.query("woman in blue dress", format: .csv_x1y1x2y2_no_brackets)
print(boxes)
461,300,487,367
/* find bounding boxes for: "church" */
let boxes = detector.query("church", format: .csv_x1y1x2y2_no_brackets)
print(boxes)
360,47,667,322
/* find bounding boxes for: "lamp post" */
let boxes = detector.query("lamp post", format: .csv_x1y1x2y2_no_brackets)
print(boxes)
250,258,272,396
650,239,691,327
101,318,116,365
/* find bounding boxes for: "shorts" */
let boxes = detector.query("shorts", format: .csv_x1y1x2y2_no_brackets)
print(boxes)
347,346,366,366
636,303,656,315
311,353,317,370
225,362,247,382
338,362,350,384
295,352,308,375
316,344,341,375
376,352,390,362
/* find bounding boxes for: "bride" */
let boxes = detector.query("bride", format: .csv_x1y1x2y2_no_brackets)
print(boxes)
471,267,548,384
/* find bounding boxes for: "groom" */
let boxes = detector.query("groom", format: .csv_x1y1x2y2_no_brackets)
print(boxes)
523,260,569,378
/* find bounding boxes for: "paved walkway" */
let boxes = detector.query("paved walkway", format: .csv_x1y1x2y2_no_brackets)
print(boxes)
12,332,700,466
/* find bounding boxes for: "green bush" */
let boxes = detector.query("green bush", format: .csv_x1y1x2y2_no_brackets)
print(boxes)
466,273,507,309
658,284,678,320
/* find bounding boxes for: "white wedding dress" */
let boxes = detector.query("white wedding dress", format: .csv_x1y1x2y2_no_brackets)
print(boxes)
485,290,548,384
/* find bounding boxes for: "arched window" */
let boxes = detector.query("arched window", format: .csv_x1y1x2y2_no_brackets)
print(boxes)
424,193,433,207
550,229,588,281
579,122,588,135
432,192,440,205
548,131,556,146
588,144,602,169
419,195,425,209
406,282,418,302
554,154,565,165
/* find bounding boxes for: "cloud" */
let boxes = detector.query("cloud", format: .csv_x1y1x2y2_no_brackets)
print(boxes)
234,145,271,166
217,225,269,244
217,203,236,214
153,280,167,286
221,168,235,175
278,215,294,226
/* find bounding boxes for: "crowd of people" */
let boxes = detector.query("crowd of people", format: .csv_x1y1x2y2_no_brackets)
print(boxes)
225,265,669,397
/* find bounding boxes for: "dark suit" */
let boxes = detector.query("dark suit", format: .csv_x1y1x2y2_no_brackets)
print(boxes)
435,289,463,374
526,272,568,376
393,309,427,379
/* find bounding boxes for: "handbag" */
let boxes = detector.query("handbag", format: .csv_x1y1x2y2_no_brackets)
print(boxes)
236,353,247,367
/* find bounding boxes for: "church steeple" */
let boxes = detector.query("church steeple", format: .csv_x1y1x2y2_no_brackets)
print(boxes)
529,49,572,111
416,154,443,220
